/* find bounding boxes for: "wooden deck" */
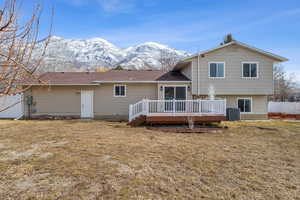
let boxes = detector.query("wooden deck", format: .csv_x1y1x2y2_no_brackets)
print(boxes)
128,99,227,126
146,115,226,124
129,114,227,126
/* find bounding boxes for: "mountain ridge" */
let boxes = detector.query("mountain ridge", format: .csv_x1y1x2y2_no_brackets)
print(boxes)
34,36,191,72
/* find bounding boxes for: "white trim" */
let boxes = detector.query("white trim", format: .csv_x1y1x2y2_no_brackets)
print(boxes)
241,62,259,79
179,41,288,63
114,84,127,97
272,62,275,95
147,113,225,117
191,58,198,93
237,97,253,113
208,62,226,79
240,112,267,115
162,85,188,100
197,54,200,95
93,80,191,83
20,84,100,86
198,93,273,96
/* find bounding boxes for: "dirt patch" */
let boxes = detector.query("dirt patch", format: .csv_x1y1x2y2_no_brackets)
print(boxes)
0,144,40,161
100,155,134,175
247,125,279,131
38,152,54,159
147,126,227,133
0,141,65,161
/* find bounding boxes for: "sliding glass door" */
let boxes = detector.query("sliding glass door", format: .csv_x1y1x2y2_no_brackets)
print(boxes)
164,86,187,112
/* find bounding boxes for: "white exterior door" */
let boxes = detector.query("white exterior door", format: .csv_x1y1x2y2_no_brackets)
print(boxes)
81,90,94,118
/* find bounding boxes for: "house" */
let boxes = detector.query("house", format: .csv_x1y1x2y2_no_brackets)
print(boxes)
21,40,287,124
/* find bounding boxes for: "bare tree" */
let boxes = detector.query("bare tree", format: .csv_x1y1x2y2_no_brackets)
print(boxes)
0,0,52,97
272,65,296,101
158,50,180,72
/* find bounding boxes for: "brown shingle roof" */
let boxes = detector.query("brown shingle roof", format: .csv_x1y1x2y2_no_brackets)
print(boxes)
22,70,190,85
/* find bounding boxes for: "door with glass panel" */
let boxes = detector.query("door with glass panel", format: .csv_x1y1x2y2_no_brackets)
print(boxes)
164,86,186,112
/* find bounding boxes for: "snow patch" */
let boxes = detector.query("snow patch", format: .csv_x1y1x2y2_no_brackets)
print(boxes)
34,36,191,72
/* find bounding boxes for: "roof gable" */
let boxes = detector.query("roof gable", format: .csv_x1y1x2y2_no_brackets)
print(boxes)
174,40,288,70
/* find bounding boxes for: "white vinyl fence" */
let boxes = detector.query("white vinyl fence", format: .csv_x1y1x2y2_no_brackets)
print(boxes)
268,101,300,114
0,94,23,119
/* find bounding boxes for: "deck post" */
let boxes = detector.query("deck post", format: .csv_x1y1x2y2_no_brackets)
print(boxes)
198,99,201,114
144,99,149,115
173,99,175,114
142,99,145,115
129,104,133,122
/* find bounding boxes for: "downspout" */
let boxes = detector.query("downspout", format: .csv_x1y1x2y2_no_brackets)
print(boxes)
197,53,200,97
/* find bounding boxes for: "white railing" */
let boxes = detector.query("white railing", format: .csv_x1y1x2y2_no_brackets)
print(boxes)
129,99,227,122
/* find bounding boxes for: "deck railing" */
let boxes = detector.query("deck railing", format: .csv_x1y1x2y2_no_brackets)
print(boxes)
129,99,226,122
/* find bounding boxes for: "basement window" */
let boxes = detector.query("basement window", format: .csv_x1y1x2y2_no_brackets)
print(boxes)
114,85,126,97
237,98,252,113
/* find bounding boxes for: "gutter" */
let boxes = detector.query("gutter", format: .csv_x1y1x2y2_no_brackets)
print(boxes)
19,83,101,86
92,80,191,83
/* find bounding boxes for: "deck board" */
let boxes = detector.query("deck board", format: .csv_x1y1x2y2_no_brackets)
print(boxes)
145,115,226,125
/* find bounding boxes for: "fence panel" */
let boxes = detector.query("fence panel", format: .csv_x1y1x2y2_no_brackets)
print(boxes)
268,102,300,114
0,94,23,119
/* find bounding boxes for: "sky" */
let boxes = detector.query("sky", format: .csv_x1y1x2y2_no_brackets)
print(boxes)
20,0,300,81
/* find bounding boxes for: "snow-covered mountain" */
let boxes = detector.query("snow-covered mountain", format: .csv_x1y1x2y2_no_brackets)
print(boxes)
34,36,190,72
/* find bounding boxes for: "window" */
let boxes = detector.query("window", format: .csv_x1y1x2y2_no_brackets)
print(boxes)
209,62,225,78
163,86,187,100
114,85,126,97
237,98,252,113
242,62,258,78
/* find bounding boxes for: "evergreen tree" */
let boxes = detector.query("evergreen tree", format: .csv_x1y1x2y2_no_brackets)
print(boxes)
114,65,124,70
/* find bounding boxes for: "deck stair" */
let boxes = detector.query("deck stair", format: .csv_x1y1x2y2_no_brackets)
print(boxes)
128,115,146,126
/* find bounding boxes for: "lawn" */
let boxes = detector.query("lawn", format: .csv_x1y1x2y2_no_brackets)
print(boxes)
0,120,299,200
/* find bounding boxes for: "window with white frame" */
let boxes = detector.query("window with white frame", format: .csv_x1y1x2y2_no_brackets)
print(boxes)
209,62,225,78
242,62,258,78
237,98,252,113
114,85,126,97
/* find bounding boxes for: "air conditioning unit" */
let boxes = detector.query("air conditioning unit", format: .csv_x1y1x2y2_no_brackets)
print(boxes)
226,108,241,121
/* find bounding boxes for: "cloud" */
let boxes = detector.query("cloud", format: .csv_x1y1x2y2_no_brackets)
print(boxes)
64,0,157,14
63,0,87,6
96,0,136,13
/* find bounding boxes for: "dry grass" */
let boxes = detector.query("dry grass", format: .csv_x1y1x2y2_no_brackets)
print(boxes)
0,120,299,200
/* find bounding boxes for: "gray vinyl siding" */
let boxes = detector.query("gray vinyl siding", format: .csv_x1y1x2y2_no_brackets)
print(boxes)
191,45,275,95
25,83,158,118
221,95,268,114
94,83,157,116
